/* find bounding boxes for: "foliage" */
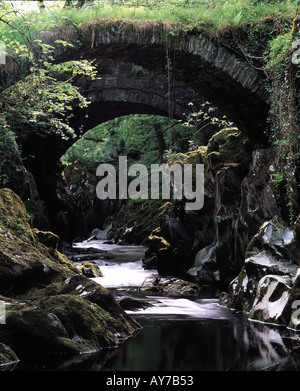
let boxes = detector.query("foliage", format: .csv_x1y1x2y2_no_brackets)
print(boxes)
0,8,98,141
264,6,300,222
182,102,234,150
265,32,293,71
61,114,206,171
0,0,296,35
0,117,21,187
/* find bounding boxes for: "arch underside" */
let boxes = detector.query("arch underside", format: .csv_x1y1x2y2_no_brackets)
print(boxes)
21,31,270,238
60,41,269,142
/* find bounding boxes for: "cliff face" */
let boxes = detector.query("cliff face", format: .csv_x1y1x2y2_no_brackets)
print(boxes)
140,128,300,330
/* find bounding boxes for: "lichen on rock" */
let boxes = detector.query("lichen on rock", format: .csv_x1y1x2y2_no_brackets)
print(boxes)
0,188,141,361
0,188,78,294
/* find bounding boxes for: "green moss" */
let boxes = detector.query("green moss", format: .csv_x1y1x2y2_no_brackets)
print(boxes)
0,188,78,295
78,261,103,278
206,128,250,170
108,199,164,244
0,284,140,356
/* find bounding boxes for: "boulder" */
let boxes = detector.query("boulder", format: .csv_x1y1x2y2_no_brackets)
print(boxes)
0,189,141,361
282,268,300,330
118,297,153,311
249,275,291,324
87,227,110,241
187,242,219,285
221,216,300,328
140,276,200,296
0,294,137,356
0,188,78,295
77,261,103,278
0,276,140,356
33,228,60,249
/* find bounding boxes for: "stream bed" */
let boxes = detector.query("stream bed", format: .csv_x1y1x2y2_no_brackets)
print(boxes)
13,240,300,371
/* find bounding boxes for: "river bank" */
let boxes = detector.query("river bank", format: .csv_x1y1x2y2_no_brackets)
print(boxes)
7,238,300,371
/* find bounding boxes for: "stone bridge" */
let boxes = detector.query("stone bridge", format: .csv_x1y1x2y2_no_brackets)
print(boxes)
18,19,270,236
42,19,269,139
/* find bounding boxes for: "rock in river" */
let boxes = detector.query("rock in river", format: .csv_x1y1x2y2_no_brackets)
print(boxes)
221,215,300,328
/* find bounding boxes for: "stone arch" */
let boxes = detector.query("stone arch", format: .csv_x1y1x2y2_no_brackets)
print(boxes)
47,19,269,140
21,19,271,238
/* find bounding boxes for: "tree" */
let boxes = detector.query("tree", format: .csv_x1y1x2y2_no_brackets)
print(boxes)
0,8,98,143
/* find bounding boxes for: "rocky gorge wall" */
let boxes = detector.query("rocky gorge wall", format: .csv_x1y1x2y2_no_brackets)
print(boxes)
139,128,300,331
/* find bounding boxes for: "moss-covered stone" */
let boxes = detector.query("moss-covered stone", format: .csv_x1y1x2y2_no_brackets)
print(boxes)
207,128,249,167
77,261,103,278
119,297,153,311
108,199,163,245
0,188,78,294
33,228,60,249
140,276,200,296
0,276,140,356
183,128,250,174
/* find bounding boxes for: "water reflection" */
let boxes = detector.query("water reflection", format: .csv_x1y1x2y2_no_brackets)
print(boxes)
13,315,299,371
8,296,300,372
100,317,300,371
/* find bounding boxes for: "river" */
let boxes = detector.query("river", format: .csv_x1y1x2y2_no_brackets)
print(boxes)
13,240,300,371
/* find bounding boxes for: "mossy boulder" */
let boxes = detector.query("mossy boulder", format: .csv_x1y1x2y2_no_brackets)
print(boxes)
0,276,140,356
206,127,249,171
0,188,78,294
140,276,200,296
184,128,250,175
0,295,135,356
119,297,153,311
0,189,141,362
33,228,60,249
77,261,103,278
29,274,138,328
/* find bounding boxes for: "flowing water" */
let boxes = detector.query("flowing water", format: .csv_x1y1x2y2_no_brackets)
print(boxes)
12,240,300,371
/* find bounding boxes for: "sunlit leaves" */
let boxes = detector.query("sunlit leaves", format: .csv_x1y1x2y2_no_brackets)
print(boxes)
0,28,97,140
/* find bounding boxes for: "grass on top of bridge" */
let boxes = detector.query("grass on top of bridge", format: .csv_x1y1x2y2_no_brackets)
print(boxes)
0,0,296,47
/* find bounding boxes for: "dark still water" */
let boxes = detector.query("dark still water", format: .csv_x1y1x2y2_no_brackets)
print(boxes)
12,308,300,371
109,314,299,371
7,241,300,372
